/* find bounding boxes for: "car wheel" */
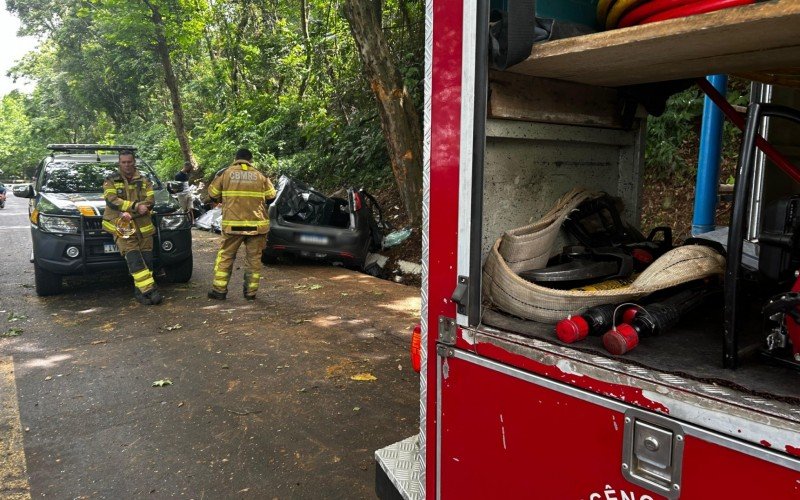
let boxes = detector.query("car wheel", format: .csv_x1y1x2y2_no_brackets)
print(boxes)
34,261,62,296
261,252,278,265
163,255,193,283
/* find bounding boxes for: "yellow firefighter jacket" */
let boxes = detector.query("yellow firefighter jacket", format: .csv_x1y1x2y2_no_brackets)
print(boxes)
208,160,276,235
102,171,156,237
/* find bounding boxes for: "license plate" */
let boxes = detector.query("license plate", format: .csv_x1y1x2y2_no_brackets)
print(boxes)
103,243,120,254
298,234,330,246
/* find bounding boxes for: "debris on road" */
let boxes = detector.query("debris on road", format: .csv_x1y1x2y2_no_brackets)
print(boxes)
1,327,23,337
7,311,27,322
350,373,377,382
164,324,183,331
225,408,262,416
397,260,422,275
151,379,173,387
383,228,412,249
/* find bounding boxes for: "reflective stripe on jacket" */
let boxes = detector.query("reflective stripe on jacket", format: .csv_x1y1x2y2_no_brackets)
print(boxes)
102,171,155,236
208,160,276,235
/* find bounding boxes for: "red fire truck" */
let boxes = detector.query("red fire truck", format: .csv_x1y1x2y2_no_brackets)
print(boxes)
376,1,800,499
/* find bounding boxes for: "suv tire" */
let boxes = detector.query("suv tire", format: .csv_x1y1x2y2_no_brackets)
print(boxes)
261,252,278,265
34,261,63,296
164,255,193,283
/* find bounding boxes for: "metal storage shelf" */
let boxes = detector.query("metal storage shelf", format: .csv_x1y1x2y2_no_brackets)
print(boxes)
507,0,800,87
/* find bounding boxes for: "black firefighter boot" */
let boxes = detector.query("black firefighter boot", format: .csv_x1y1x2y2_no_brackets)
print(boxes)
208,289,227,300
144,287,163,305
135,287,163,305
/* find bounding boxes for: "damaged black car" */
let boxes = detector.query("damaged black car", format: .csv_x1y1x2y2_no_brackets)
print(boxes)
262,176,384,270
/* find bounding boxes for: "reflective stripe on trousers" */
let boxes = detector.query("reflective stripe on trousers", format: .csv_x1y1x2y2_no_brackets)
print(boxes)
212,234,266,294
117,234,155,293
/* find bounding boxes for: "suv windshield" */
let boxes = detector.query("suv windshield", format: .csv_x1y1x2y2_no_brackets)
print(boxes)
41,161,158,193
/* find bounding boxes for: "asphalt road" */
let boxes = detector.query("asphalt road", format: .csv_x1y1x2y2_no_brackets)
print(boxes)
0,191,420,499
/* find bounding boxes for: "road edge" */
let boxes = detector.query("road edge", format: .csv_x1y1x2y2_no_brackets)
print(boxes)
0,356,31,499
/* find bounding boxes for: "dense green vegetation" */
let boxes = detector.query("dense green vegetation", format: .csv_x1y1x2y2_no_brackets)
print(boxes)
0,0,423,196
0,1,746,223
645,81,749,182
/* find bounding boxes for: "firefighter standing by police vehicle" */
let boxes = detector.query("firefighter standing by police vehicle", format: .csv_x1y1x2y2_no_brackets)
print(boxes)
102,149,164,305
207,148,276,301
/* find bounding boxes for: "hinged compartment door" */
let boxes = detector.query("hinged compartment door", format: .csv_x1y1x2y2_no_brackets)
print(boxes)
437,348,800,499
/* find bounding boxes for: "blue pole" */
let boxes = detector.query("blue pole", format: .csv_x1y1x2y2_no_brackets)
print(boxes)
692,74,728,235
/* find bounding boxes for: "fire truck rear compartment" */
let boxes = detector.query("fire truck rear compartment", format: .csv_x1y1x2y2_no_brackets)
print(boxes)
474,78,800,408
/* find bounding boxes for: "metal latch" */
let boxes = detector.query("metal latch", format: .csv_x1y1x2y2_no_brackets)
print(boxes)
436,344,454,359
622,409,684,499
451,276,469,315
438,316,456,345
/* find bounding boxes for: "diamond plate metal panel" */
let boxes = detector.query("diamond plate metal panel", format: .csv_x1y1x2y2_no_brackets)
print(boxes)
376,436,424,500
418,0,434,495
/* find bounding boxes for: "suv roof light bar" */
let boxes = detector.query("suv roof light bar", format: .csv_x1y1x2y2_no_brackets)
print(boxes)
46,144,138,153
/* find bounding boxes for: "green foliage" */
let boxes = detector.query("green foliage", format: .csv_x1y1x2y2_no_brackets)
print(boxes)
645,84,748,182
0,92,41,178
2,0,423,191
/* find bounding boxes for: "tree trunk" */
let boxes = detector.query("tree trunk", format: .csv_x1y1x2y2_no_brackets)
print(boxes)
142,0,197,168
298,0,313,99
343,0,423,226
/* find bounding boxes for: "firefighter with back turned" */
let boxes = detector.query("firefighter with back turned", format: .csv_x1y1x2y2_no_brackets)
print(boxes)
207,148,276,301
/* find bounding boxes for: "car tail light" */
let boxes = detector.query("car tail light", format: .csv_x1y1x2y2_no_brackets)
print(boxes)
353,192,362,211
410,324,422,372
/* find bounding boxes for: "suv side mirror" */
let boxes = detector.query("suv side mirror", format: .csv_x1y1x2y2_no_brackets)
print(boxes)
13,184,34,198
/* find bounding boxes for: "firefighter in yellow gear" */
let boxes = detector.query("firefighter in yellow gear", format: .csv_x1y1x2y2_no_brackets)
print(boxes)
207,148,276,301
102,149,163,305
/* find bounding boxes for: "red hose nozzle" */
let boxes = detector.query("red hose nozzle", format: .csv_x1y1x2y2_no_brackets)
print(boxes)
602,323,639,355
555,316,590,343
621,307,640,325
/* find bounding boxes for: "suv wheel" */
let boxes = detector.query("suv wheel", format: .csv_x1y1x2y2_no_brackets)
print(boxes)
261,252,278,265
34,261,62,296
163,255,193,283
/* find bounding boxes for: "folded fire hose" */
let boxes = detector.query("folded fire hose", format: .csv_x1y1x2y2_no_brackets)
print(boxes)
482,188,727,323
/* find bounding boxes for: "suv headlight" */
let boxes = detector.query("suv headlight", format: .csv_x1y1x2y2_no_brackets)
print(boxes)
159,213,190,231
38,214,80,234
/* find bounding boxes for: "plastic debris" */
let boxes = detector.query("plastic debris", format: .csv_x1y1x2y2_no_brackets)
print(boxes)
383,228,412,249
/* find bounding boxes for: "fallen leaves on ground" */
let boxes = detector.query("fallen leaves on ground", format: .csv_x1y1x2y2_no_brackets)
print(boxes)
350,373,377,382
1,327,23,337
7,312,27,322
152,379,173,387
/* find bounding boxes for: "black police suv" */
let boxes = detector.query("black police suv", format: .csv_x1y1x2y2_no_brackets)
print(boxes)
14,144,193,296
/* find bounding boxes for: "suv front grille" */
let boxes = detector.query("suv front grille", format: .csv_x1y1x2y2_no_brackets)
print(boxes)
83,217,105,236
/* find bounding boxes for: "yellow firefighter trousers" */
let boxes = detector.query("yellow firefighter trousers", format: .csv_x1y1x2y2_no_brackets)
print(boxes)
116,234,155,293
212,234,267,296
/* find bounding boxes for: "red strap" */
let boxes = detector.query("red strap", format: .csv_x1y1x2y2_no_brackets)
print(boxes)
618,0,694,28
641,0,754,24
696,78,800,185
